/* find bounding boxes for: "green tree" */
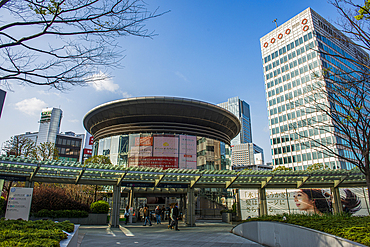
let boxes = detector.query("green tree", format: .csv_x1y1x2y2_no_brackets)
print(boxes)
272,166,292,171
84,155,112,165
305,163,330,171
0,0,166,90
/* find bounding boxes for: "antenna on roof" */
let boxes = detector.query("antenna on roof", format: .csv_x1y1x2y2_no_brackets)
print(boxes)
273,19,278,28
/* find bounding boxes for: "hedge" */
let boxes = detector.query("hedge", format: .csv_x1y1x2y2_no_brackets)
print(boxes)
33,209,89,218
0,218,74,247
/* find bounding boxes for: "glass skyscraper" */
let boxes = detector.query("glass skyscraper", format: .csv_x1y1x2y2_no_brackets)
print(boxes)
260,8,367,170
37,108,63,146
217,96,252,146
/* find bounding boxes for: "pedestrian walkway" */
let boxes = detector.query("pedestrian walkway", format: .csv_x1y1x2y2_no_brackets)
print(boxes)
78,220,262,247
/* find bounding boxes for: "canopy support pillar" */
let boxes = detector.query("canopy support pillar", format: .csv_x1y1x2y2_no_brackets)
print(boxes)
109,185,121,228
186,187,196,227
258,187,267,217
331,186,343,214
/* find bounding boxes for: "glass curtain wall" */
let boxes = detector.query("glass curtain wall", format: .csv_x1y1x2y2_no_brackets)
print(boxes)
93,133,231,170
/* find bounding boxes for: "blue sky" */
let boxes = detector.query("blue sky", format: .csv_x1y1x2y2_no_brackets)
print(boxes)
0,0,346,162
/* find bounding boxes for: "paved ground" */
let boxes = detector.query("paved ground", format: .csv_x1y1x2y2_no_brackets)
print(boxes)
77,220,262,247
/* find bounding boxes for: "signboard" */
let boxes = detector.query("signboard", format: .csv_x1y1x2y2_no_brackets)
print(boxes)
0,175,27,181
121,182,188,188
153,136,178,157
5,187,33,221
179,135,197,169
40,109,52,123
239,187,369,220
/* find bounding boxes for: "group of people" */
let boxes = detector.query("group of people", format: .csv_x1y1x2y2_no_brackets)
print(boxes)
130,203,179,230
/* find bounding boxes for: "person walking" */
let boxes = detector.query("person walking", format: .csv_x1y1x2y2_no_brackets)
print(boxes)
169,203,180,231
155,205,162,224
161,205,165,222
143,205,152,226
168,204,173,228
139,207,144,222
124,206,130,225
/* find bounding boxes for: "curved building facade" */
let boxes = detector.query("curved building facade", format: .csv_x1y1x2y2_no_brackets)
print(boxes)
83,97,241,169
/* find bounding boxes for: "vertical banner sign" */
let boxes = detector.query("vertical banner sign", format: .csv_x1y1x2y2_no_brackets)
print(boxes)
5,187,33,221
179,135,197,169
152,136,179,169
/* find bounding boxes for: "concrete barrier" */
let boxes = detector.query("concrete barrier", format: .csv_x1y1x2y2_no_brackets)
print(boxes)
60,224,79,247
232,221,366,247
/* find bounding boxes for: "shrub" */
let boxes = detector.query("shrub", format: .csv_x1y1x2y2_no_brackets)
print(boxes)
33,209,88,218
90,200,109,214
0,196,5,215
31,184,90,212
0,219,74,247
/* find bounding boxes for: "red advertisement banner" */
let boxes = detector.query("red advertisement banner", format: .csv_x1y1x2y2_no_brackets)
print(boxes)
128,157,178,170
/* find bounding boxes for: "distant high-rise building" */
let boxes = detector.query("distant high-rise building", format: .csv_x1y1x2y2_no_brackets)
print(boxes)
260,8,367,170
17,107,84,162
0,89,6,118
37,108,63,146
218,96,252,146
218,97,265,169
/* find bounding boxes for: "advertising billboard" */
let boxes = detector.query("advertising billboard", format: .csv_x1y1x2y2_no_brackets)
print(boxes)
240,187,369,219
153,136,178,157
179,135,197,169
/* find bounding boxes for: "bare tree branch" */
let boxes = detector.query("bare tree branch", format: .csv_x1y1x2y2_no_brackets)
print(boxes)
0,0,168,90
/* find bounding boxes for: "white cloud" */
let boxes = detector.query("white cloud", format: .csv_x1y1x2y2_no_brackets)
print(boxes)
68,119,79,123
86,72,119,92
122,92,132,98
15,98,47,116
175,71,189,82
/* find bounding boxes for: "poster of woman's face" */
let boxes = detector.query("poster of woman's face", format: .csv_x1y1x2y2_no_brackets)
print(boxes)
239,187,368,219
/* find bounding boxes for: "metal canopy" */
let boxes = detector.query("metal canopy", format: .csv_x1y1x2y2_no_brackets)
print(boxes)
0,155,366,189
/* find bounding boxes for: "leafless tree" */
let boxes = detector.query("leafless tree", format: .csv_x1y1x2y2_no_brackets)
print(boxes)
0,0,166,90
2,135,35,156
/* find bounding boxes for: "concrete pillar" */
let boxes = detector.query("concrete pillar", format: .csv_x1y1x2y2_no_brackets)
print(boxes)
186,187,196,226
129,189,134,208
25,181,34,188
331,187,343,214
258,187,267,216
109,185,121,228
235,189,242,221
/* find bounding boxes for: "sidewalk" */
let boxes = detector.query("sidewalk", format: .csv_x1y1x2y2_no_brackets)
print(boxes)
77,220,262,247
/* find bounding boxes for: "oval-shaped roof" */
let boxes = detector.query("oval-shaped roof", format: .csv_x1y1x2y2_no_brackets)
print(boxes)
83,97,241,145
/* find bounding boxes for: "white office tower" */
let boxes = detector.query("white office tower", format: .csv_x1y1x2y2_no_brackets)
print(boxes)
260,8,367,170
36,108,63,146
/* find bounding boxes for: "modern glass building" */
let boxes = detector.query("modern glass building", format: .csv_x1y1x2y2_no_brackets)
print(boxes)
260,8,367,170
37,108,63,146
83,97,240,169
217,97,252,146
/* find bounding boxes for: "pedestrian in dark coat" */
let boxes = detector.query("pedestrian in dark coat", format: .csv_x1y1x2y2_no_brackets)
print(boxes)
143,205,152,226
169,203,179,231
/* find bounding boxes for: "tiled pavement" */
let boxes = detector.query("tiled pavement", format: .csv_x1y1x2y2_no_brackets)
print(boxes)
78,220,262,247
